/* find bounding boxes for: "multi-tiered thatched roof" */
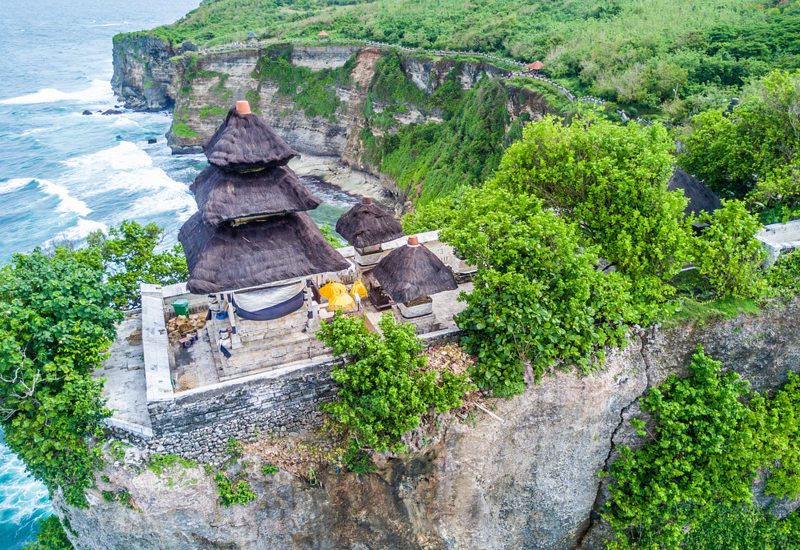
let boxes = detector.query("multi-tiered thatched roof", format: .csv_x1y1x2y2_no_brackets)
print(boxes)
371,237,457,303
180,212,349,294
179,100,348,294
335,197,403,249
191,165,320,226
205,107,298,171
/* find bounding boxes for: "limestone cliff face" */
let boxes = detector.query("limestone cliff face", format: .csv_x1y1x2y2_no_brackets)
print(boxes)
57,303,800,550
111,34,181,111
111,41,552,165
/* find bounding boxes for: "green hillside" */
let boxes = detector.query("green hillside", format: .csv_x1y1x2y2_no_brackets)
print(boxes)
140,0,800,115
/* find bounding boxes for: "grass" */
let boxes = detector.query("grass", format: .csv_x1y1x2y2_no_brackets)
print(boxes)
148,454,197,476
663,296,761,329
171,122,199,140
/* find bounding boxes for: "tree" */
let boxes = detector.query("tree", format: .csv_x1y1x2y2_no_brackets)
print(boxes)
494,115,692,287
680,70,800,219
317,313,471,452
87,221,188,309
24,516,73,550
693,200,767,299
441,183,636,395
0,248,122,506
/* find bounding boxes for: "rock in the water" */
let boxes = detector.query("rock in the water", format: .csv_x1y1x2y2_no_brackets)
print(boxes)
102,109,123,115
147,138,157,144
82,110,93,116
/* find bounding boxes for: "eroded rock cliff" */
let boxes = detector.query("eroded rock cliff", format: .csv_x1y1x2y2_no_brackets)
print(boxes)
57,302,800,550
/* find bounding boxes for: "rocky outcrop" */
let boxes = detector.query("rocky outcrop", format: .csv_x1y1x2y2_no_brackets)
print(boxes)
58,302,800,549
112,34,181,111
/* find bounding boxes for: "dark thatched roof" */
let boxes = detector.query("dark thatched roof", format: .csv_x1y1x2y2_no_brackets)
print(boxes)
335,198,403,248
205,108,298,171
668,168,722,217
191,165,320,226
179,211,350,294
371,240,457,304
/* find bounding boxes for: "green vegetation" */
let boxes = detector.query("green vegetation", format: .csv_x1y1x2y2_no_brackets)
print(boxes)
0,248,121,506
316,313,472,452
213,472,257,507
171,122,200,140
768,249,800,299
199,105,228,118
365,76,511,203
604,348,800,548
131,0,800,113
693,200,768,299
254,45,354,121
148,454,197,476
320,224,344,248
261,464,279,476
441,183,635,395
680,70,800,220
23,516,73,550
87,221,188,309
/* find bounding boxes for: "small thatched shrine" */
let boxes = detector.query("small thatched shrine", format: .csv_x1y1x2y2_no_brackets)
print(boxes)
371,236,457,329
335,197,403,265
177,100,350,377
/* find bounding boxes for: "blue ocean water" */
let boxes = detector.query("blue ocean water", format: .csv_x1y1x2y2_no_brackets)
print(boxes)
0,1,203,548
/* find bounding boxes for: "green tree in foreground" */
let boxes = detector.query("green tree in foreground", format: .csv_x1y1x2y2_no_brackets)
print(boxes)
87,220,188,309
693,200,767,299
605,348,800,548
441,183,636,395
317,313,472,453
0,248,122,506
494,115,692,288
23,515,73,550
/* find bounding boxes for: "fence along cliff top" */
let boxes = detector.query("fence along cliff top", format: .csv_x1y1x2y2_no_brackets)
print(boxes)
179,100,349,294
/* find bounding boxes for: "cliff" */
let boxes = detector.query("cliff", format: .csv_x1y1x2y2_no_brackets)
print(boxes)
111,40,553,192
56,302,800,550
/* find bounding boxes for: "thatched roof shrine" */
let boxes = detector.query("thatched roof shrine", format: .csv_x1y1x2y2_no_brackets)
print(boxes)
371,236,457,304
205,102,298,171
191,165,320,226
179,211,350,294
668,168,722,217
335,197,403,249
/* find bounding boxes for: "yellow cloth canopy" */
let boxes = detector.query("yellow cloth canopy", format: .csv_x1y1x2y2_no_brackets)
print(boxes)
320,281,346,301
328,292,355,311
350,279,368,298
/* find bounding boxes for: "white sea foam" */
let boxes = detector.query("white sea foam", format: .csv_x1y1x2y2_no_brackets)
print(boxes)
43,219,108,248
0,79,113,105
0,179,32,195
0,444,51,526
64,140,152,172
35,179,91,217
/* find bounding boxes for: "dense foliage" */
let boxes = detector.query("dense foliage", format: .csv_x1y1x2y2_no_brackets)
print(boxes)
136,0,800,113
605,348,800,548
494,115,690,286
767,249,800,299
86,221,188,309
441,183,635,395
693,200,768,299
23,516,73,550
0,248,122,506
317,313,472,452
680,70,800,222
364,74,513,204
214,472,257,507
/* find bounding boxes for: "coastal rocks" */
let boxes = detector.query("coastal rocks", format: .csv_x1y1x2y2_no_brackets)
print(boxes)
58,302,800,550
111,34,179,110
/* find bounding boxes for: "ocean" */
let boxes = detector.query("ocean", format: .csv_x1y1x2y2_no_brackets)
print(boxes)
0,1,356,547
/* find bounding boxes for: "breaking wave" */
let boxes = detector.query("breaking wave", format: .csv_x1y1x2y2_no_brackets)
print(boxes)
0,79,113,105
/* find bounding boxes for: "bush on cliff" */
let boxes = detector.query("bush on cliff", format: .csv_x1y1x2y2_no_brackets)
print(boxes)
86,220,188,309
23,515,73,550
604,347,800,548
440,183,636,395
317,313,472,453
0,248,122,507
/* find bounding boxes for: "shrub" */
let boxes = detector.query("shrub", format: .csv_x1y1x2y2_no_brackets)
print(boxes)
767,249,800,298
23,515,73,550
317,313,472,452
261,464,279,476
214,472,256,507
441,183,635,395
693,200,768,299
148,454,197,476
